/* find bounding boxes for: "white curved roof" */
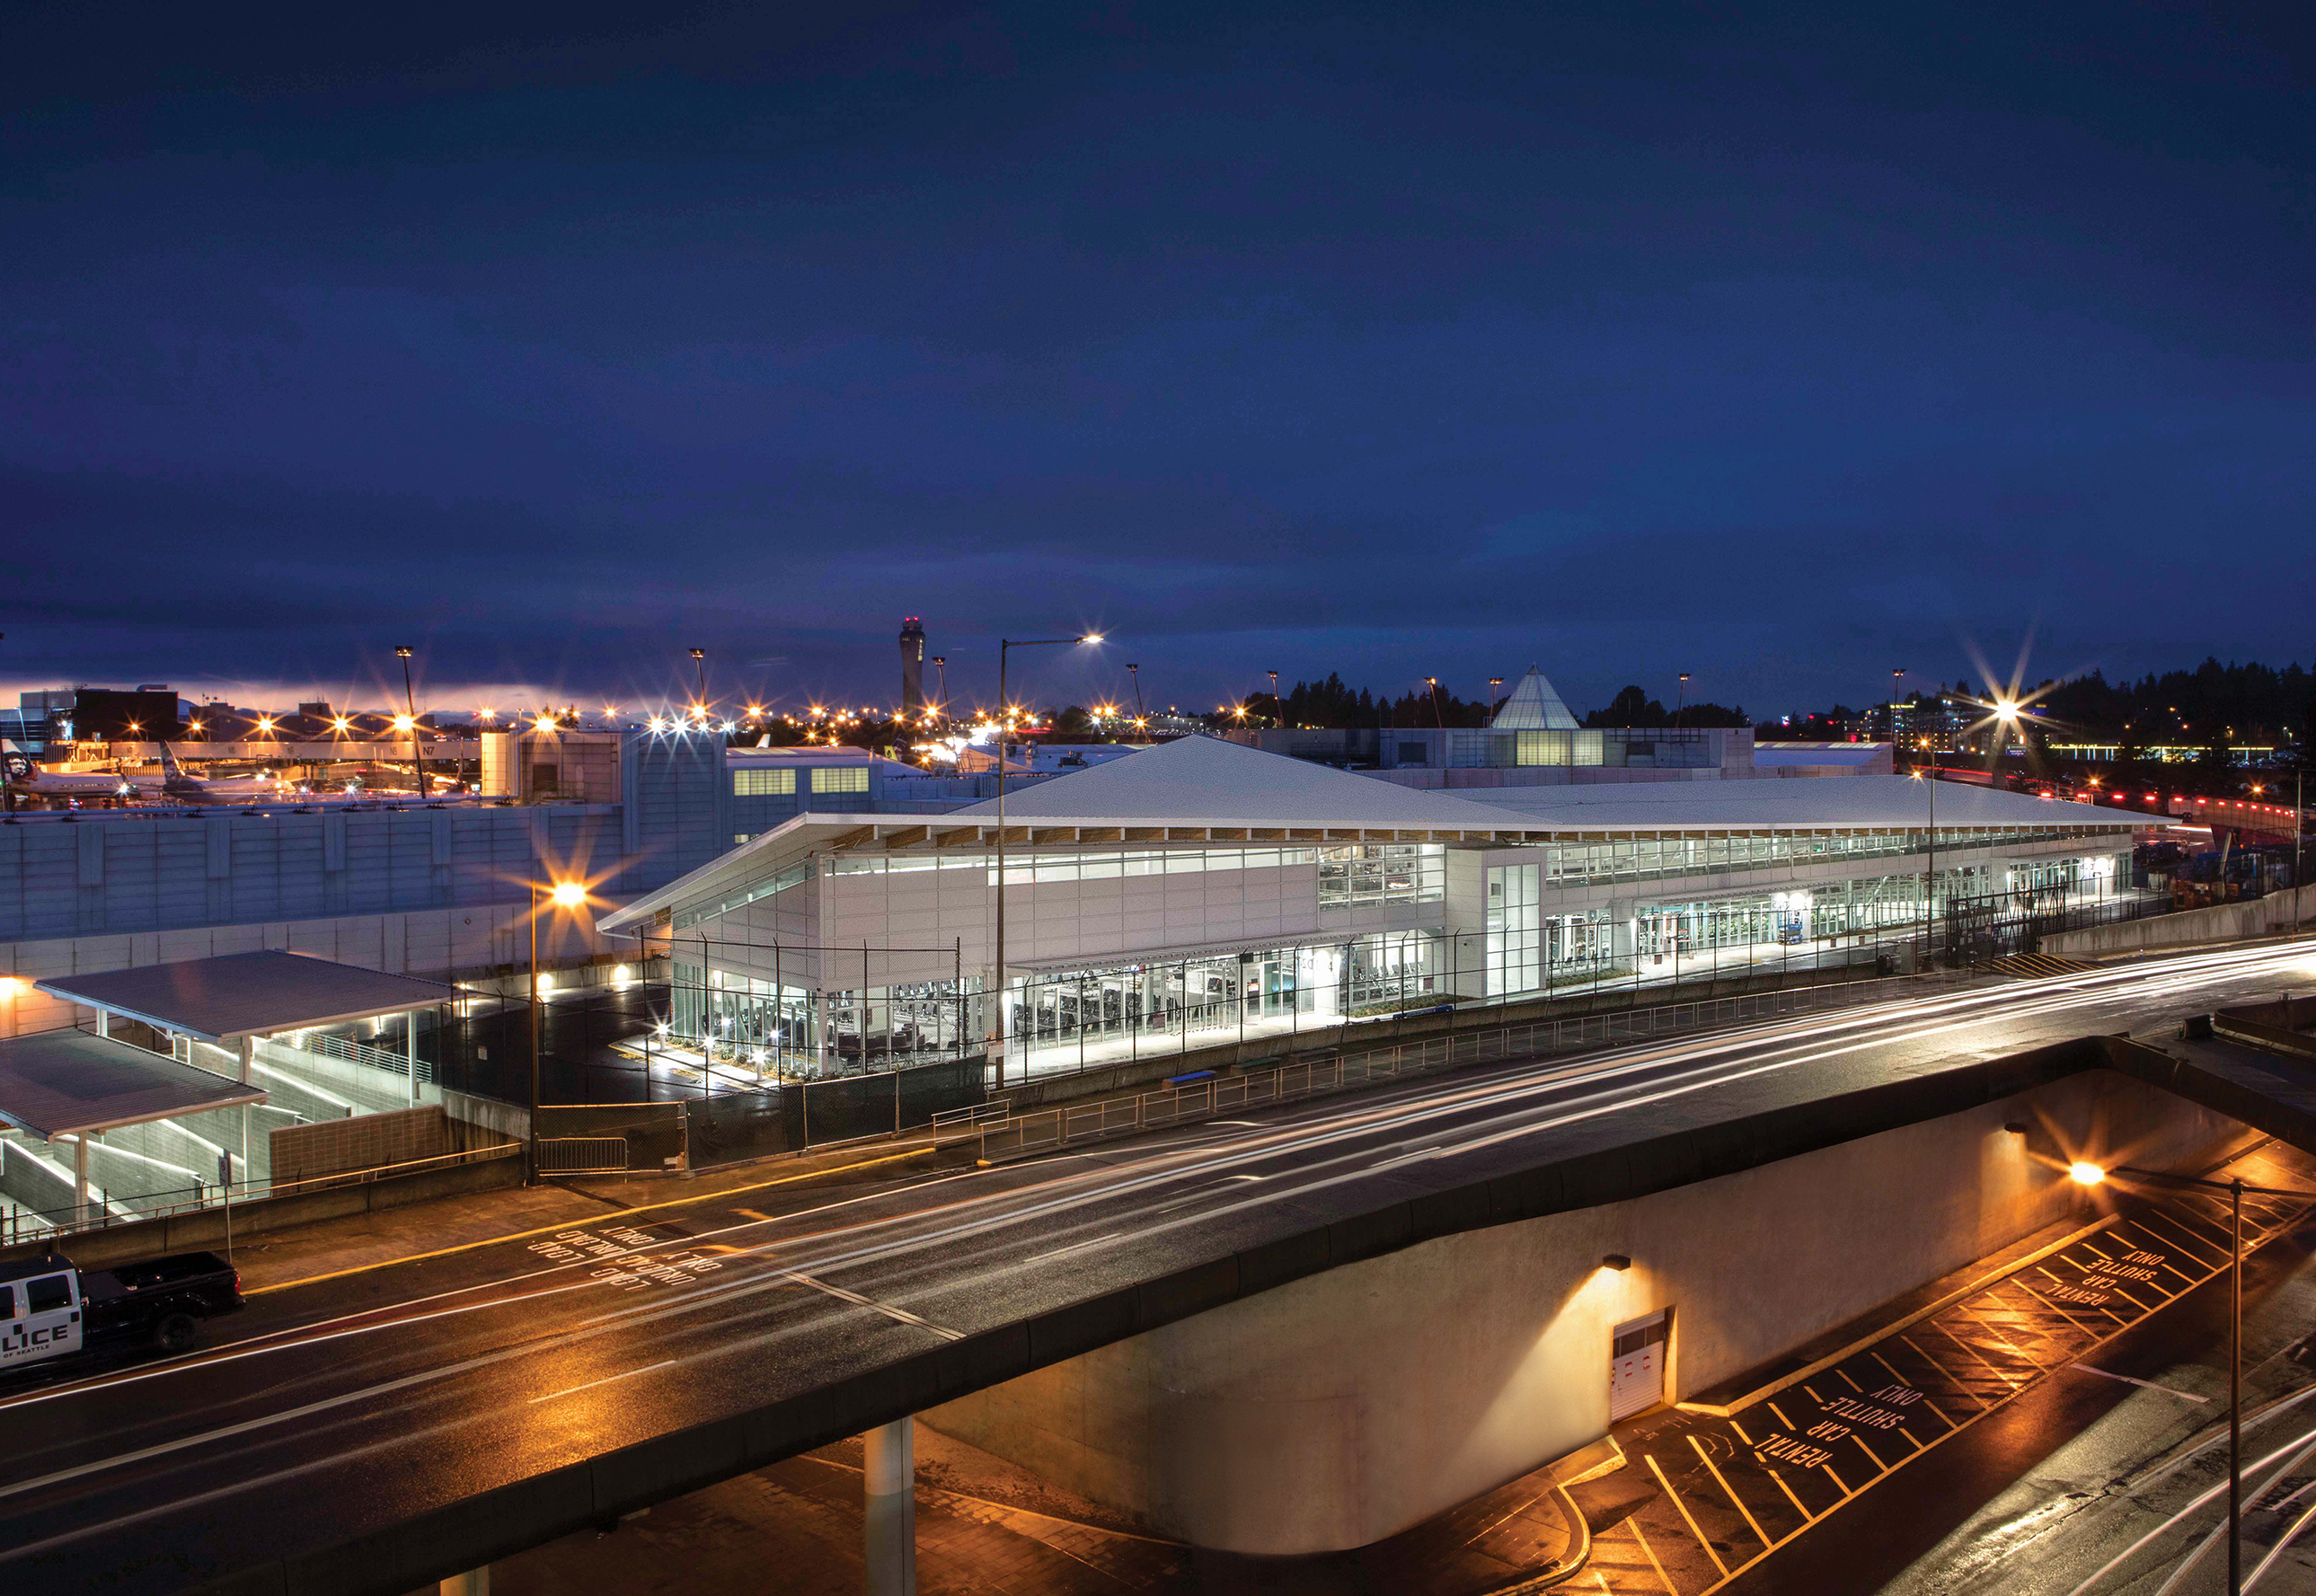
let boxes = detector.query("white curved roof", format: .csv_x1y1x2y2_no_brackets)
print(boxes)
947,734,1517,827
1454,773,2148,830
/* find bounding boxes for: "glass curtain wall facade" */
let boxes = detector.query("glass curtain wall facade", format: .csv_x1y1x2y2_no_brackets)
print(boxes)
670,960,986,1081
1002,930,1452,1075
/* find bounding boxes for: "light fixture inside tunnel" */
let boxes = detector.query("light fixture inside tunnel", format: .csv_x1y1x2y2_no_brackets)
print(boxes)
2069,1161,2108,1186
1601,1254,1632,1272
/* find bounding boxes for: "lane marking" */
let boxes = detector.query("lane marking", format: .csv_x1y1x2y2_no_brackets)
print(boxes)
1374,1145,1442,1169
244,1146,943,1296
778,1271,964,1342
530,1360,676,1405
2068,1362,2211,1403
1023,1232,1123,1265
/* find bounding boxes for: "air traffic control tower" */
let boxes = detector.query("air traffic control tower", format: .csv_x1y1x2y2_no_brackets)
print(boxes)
898,616,926,719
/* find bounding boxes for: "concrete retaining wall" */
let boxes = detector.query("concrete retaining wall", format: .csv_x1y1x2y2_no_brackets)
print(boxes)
2044,885,2313,957
924,1068,2235,1555
0,1146,519,1270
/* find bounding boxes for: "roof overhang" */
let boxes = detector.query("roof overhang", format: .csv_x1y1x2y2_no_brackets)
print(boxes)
36,951,464,1045
0,1029,269,1140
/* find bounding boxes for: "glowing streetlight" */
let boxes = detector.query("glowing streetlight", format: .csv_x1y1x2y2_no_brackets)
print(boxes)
393,645,429,798
527,873,592,1182
2068,1161,2105,1186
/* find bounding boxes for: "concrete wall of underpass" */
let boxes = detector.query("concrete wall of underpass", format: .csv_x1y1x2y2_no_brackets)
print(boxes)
922,1068,2239,1555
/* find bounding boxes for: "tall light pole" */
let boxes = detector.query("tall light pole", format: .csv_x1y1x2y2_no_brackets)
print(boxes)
528,874,588,1184
1675,672,1692,732
2073,1163,2312,1596
1889,666,1906,753
931,657,948,735
1267,670,1279,728
1488,677,1505,722
394,647,429,798
689,648,709,723
1127,663,1144,725
994,633,1102,1084
1914,766,1937,966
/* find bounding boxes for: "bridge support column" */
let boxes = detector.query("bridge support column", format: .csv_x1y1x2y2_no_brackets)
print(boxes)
438,1569,489,1596
862,1416,916,1596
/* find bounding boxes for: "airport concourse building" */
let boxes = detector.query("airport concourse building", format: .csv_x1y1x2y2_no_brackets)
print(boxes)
602,735,2146,1080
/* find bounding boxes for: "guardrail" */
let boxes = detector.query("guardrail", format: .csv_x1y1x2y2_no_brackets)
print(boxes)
930,1100,1012,1130
0,1142,521,1248
976,974,1953,1162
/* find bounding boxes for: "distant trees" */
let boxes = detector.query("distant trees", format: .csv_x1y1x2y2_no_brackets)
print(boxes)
1581,685,1749,728
2038,657,2312,749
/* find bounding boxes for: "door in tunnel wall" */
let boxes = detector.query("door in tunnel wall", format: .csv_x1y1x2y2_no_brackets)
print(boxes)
1609,1309,1668,1421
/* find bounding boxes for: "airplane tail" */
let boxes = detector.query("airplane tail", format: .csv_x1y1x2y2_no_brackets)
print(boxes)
158,743,184,781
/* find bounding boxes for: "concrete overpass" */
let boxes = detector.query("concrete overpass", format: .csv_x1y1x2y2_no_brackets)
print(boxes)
4,942,2315,1595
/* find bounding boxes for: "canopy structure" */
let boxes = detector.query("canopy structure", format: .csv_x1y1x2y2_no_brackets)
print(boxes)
0,1027,269,1221
0,1029,265,1142
36,950,463,1045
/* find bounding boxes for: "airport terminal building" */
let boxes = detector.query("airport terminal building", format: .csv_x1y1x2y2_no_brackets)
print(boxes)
603,735,2145,1080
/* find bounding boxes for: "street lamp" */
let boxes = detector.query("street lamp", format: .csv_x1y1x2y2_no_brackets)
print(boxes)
1268,670,1279,727
1127,663,1144,725
527,874,589,1184
994,632,1103,1082
393,646,429,798
1913,766,1937,966
2070,1161,2314,1594
689,648,708,726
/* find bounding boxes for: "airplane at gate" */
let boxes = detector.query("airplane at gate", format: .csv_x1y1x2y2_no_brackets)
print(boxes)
157,745,283,805
2,744,136,802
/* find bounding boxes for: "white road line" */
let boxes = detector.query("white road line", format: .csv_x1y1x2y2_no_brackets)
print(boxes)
530,1360,676,1404
1375,1146,1442,1169
778,1271,964,1341
1021,1233,1123,1265
2068,1363,2211,1402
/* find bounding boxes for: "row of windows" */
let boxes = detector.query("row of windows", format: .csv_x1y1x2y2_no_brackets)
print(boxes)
828,846,1324,884
1539,825,2115,887
1318,844,1446,908
732,764,869,797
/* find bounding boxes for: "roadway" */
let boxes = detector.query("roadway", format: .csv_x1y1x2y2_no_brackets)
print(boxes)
5,939,2315,1596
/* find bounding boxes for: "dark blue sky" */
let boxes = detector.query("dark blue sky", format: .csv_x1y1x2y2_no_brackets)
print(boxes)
6,3,2312,721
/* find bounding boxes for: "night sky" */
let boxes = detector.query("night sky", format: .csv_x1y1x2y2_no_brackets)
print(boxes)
6,4,2312,722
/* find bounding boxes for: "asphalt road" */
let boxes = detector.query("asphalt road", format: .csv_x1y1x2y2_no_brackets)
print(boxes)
6,939,2315,1596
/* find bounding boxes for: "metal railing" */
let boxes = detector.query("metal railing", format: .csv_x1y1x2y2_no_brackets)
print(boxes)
976,973,1956,1162
930,1100,1012,1130
536,1137,630,1175
0,1142,520,1248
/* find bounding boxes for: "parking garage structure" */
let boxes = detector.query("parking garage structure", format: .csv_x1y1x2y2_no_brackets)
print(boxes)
602,736,2149,1086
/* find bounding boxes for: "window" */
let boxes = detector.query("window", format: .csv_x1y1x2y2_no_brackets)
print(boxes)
733,767,797,796
811,765,869,794
1319,844,1445,908
0,1284,14,1320
24,1274,73,1313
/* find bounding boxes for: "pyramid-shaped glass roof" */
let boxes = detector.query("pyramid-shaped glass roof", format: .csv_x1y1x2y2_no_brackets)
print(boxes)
1488,666,1579,730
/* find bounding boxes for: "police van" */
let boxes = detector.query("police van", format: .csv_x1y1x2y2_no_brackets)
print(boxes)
0,1252,244,1370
